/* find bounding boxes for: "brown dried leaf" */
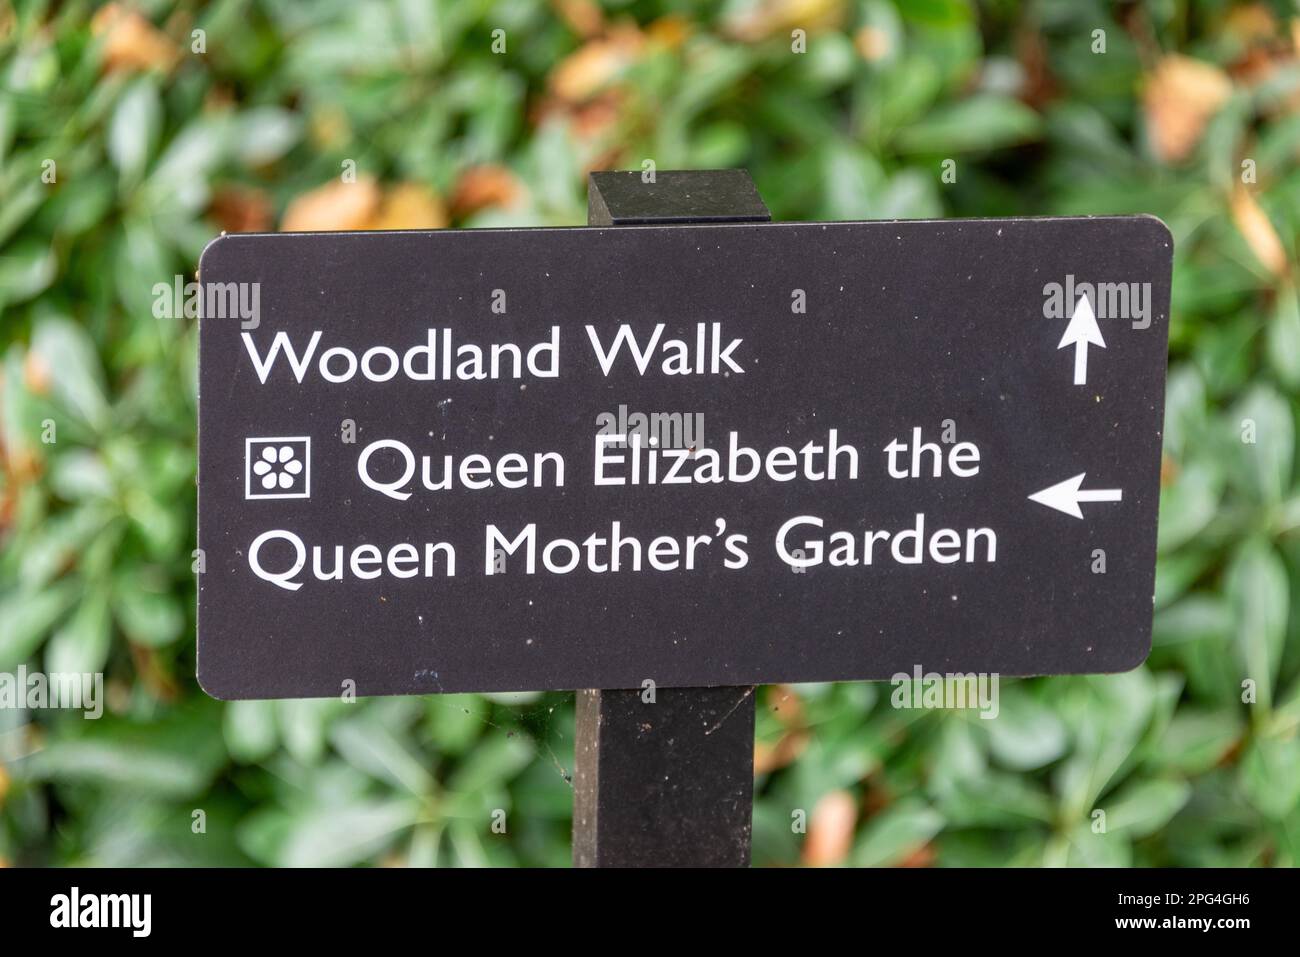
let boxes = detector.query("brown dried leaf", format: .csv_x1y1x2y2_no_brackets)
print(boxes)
1223,4,1278,47
281,178,382,232
1142,55,1233,163
752,739,779,775
646,15,692,50
450,165,525,218
854,25,892,63
128,645,180,703
803,789,858,867
91,3,179,74
570,93,625,141
1226,14,1300,114
1016,24,1059,110
363,183,448,231
767,684,806,728
724,0,846,43
550,27,645,102
209,187,273,233
1160,453,1179,487
898,843,937,867
753,729,809,774
23,351,51,396
1231,186,1289,278
553,0,604,38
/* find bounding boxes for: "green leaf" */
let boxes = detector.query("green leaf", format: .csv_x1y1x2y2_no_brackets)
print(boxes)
1053,672,1157,815
425,694,489,753
19,705,226,798
1150,708,1243,775
46,588,111,675
112,582,184,648
1162,365,1208,460
18,503,111,589
896,95,1041,153
224,699,279,763
936,772,1054,827
1152,595,1231,648
1156,462,1222,553
820,143,886,219
852,800,943,866
1266,286,1300,390
1064,821,1132,867
331,714,433,796
1239,734,1300,820
1153,551,1216,607
870,55,943,135
31,316,108,431
1225,539,1288,709
1229,386,1294,505
275,798,421,867
1103,778,1191,837
108,77,162,185
0,240,56,309
0,180,45,247
277,698,336,764
897,0,975,26
446,730,534,793
983,688,1068,770
49,450,115,501
235,107,302,166
147,117,226,213
0,582,77,668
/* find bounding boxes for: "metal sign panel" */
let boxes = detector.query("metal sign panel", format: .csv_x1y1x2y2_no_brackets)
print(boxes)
197,217,1172,698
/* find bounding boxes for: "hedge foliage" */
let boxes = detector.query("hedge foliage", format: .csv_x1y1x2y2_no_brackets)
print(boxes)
1,0,1298,866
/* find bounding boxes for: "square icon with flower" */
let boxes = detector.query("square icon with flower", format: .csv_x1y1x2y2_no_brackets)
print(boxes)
245,437,311,500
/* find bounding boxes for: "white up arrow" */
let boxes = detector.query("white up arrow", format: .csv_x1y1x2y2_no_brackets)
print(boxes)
1058,295,1105,385
1028,473,1123,519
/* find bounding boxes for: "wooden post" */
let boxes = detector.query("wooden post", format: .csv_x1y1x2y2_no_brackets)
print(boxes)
573,170,770,867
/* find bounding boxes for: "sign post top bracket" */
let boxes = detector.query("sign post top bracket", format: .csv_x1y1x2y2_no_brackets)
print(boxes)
587,169,771,226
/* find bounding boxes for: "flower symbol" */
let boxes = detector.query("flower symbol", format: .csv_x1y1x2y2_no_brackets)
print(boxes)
252,444,304,491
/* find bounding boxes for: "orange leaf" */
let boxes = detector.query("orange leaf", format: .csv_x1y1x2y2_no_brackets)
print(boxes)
91,3,179,74
1231,186,1289,278
724,0,846,43
210,187,273,233
280,178,382,232
854,25,893,63
362,184,448,231
646,15,692,50
1142,55,1232,163
803,790,858,867
550,28,644,102
553,0,604,38
450,165,525,218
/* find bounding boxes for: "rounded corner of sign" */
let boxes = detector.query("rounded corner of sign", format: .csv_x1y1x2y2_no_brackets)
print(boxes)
1133,214,1175,256
1110,638,1153,675
195,661,240,702
197,232,236,283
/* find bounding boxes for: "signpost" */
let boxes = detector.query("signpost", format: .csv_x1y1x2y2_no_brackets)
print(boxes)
574,171,769,867
197,170,1172,866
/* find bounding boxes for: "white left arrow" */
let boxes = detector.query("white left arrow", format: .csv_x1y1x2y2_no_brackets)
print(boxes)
1028,473,1122,519
1058,295,1105,385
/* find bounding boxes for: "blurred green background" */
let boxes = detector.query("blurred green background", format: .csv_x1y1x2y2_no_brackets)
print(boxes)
1,0,1299,867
